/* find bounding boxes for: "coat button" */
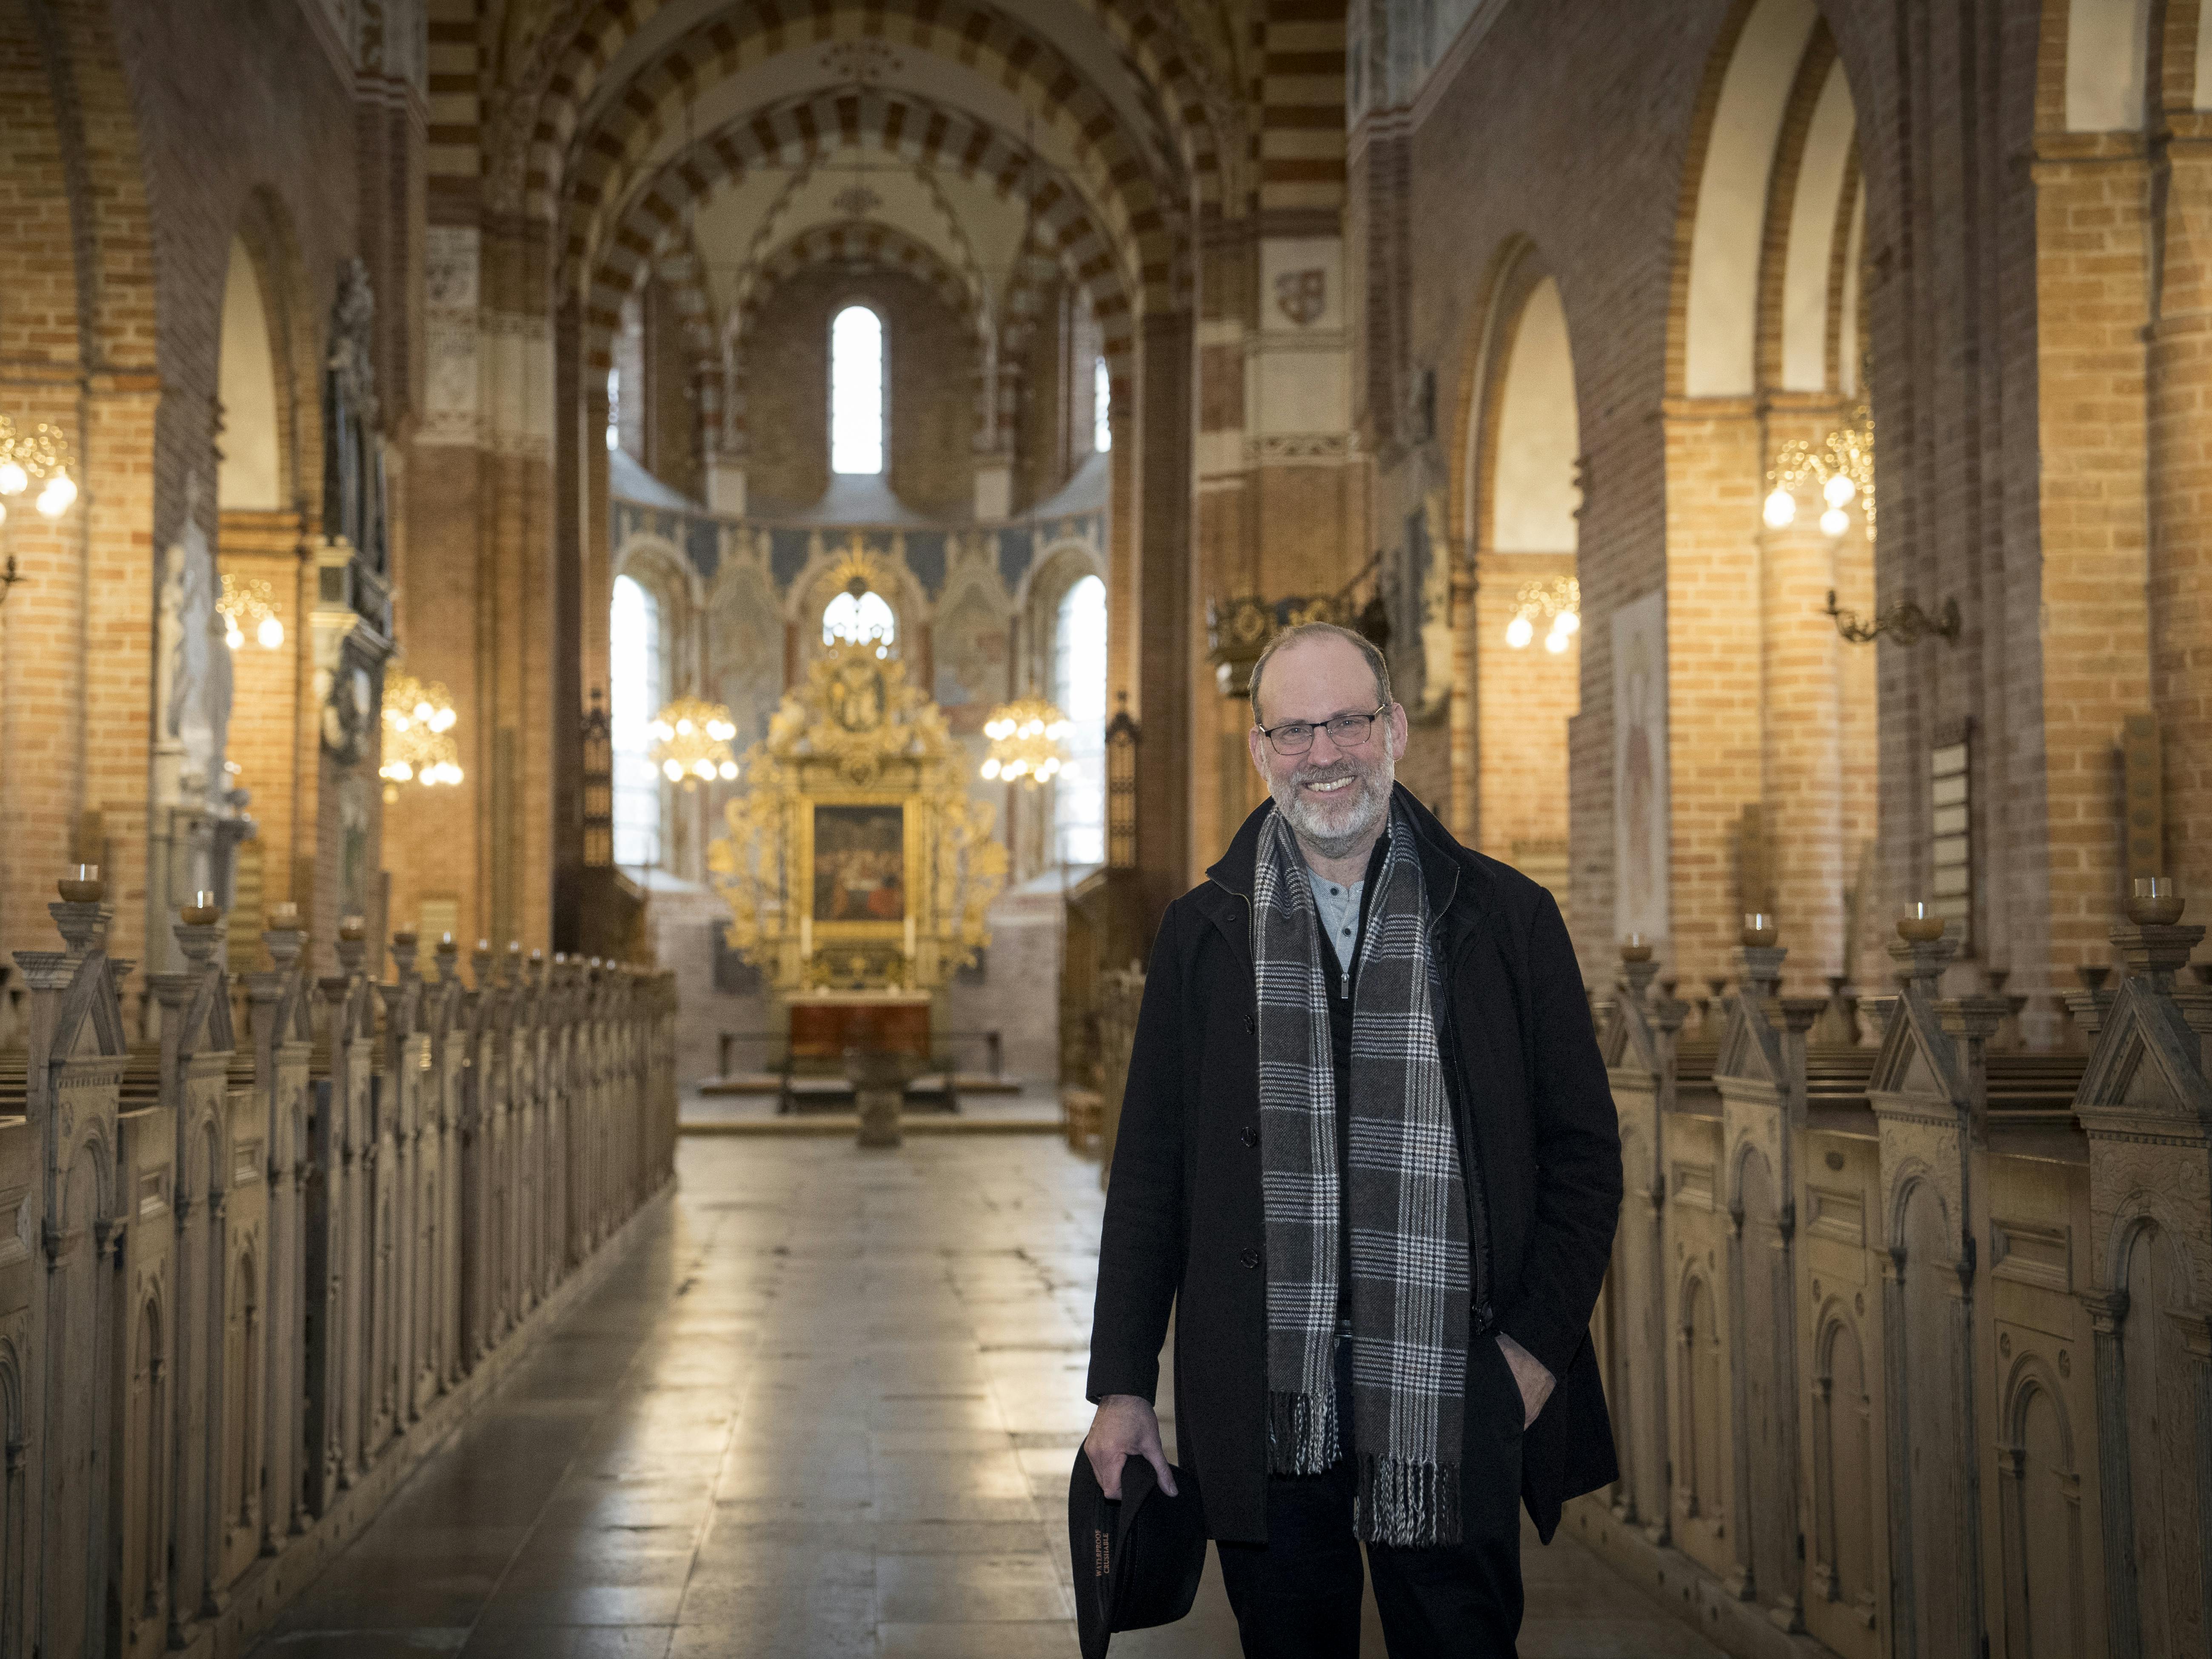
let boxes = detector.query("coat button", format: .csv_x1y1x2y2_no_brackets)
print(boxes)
1239,1248,1260,1270
1240,1125,1259,1148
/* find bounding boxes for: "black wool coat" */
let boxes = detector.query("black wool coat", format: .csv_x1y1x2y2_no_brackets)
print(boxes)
1086,787,1624,1545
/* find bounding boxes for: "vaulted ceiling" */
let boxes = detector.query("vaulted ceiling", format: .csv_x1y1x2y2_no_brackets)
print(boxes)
482,0,1256,375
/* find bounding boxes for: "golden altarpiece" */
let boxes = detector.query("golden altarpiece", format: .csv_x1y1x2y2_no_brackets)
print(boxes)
709,642,1008,1068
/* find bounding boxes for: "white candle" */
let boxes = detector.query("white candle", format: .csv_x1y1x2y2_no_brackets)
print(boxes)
800,915,813,960
904,913,916,958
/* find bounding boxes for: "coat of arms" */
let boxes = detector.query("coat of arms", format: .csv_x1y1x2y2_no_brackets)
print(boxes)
1275,268,1327,326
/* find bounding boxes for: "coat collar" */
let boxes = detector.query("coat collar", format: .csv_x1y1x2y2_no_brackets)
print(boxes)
1201,784,1492,931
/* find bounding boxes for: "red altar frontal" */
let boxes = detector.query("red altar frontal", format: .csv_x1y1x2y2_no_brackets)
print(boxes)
785,993,934,1065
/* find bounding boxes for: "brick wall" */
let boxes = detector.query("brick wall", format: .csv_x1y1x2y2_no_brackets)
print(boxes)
742,272,978,520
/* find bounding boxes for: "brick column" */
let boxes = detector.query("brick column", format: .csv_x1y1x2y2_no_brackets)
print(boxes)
1135,309,1193,926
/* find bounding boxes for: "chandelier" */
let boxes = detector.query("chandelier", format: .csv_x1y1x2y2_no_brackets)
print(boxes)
1764,399,1875,540
0,414,76,524
649,695,739,787
218,572,285,650
380,670,463,797
981,698,1071,786
1504,577,1580,654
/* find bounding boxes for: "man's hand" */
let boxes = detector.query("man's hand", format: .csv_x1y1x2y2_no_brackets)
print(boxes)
1083,1394,1177,1499
1497,1332,1554,1429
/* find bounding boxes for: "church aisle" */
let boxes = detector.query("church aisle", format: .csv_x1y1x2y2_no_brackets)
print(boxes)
252,1136,1717,1659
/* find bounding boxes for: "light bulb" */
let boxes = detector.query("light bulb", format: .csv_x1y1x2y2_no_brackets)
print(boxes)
662,759,683,781
1008,759,1029,778
225,624,245,651
1763,485,1797,529
257,615,284,649
35,479,69,520
694,759,714,780
676,719,694,735
1558,610,1580,636
432,708,455,732
1824,473,1855,507
414,701,433,722
1544,628,1569,654
981,758,1002,779
1505,615,1534,650
391,761,414,782
1820,506,1850,538
391,714,410,731
717,760,739,780
0,461,28,497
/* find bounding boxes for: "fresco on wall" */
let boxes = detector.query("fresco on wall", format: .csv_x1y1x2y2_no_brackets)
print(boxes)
1612,589,1670,943
711,555,784,744
932,580,1007,735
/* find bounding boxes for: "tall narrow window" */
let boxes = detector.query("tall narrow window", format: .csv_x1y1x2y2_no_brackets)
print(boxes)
1052,574,1108,865
830,305,885,475
822,589,896,657
610,574,664,867
605,366,621,452
1093,357,1112,454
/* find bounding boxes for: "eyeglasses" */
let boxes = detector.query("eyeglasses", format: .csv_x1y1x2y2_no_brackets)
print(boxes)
1256,705,1388,756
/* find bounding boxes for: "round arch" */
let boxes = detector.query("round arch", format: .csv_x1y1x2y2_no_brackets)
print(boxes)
511,0,1224,225
579,89,1139,385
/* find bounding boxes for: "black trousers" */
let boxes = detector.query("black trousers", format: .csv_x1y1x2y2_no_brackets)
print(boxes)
1216,1334,1526,1658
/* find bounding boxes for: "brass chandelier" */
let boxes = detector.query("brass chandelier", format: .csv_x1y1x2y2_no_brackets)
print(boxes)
1504,577,1580,653
650,695,739,787
1764,399,1875,540
380,670,463,797
980,698,1072,786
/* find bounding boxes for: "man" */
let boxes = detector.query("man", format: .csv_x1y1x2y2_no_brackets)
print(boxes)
1083,622,1622,1656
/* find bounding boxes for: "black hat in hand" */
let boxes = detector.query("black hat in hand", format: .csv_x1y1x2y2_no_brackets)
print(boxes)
1067,1448,1207,1659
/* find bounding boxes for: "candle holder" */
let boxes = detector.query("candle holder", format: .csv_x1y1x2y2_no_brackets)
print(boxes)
181,889,220,926
267,901,301,929
58,863,103,904
1621,933,1654,964
1740,912,1778,948
2126,875,2185,927
1897,901,1946,942
338,914,367,943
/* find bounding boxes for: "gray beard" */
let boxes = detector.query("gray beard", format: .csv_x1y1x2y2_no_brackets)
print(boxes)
1268,752,1395,862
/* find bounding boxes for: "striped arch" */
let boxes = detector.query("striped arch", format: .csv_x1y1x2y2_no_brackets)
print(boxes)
549,0,1183,311
723,221,994,457
512,0,1226,222
580,89,1137,387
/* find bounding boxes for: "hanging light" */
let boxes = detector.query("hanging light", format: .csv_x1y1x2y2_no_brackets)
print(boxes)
1504,577,1579,651
647,694,739,790
218,573,285,652
982,697,1071,788
1767,400,1875,543
381,669,465,800
0,417,74,519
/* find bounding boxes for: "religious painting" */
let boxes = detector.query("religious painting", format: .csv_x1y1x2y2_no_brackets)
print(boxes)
1612,590,1670,943
812,804,905,922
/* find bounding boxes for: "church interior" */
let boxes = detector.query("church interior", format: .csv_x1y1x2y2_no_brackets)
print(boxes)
0,0,2206,1654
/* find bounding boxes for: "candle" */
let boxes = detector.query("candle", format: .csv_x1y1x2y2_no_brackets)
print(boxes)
800,915,813,960
904,913,916,958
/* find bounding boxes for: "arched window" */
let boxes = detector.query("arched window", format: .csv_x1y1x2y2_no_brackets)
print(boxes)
1093,357,1112,454
1052,574,1107,865
830,305,885,475
610,573,664,866
822,588,896,657
605,365,621,452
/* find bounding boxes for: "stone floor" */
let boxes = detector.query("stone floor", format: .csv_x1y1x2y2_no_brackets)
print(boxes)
251,1135,1721,1658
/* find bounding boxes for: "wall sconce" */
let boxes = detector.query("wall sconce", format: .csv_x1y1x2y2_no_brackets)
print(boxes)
1823,588,1960,647
1504,577,1579,653
1764,399,1874,541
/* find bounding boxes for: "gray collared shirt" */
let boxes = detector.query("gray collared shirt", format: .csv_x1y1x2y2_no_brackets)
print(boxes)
1307,867,1363,976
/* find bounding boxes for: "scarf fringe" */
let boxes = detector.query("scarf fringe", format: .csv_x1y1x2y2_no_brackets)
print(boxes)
1353,1453,1463,1549
1265,1388,1340,1476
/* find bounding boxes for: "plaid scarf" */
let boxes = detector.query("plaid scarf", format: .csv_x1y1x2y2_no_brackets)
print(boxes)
1253,802,1470,1547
